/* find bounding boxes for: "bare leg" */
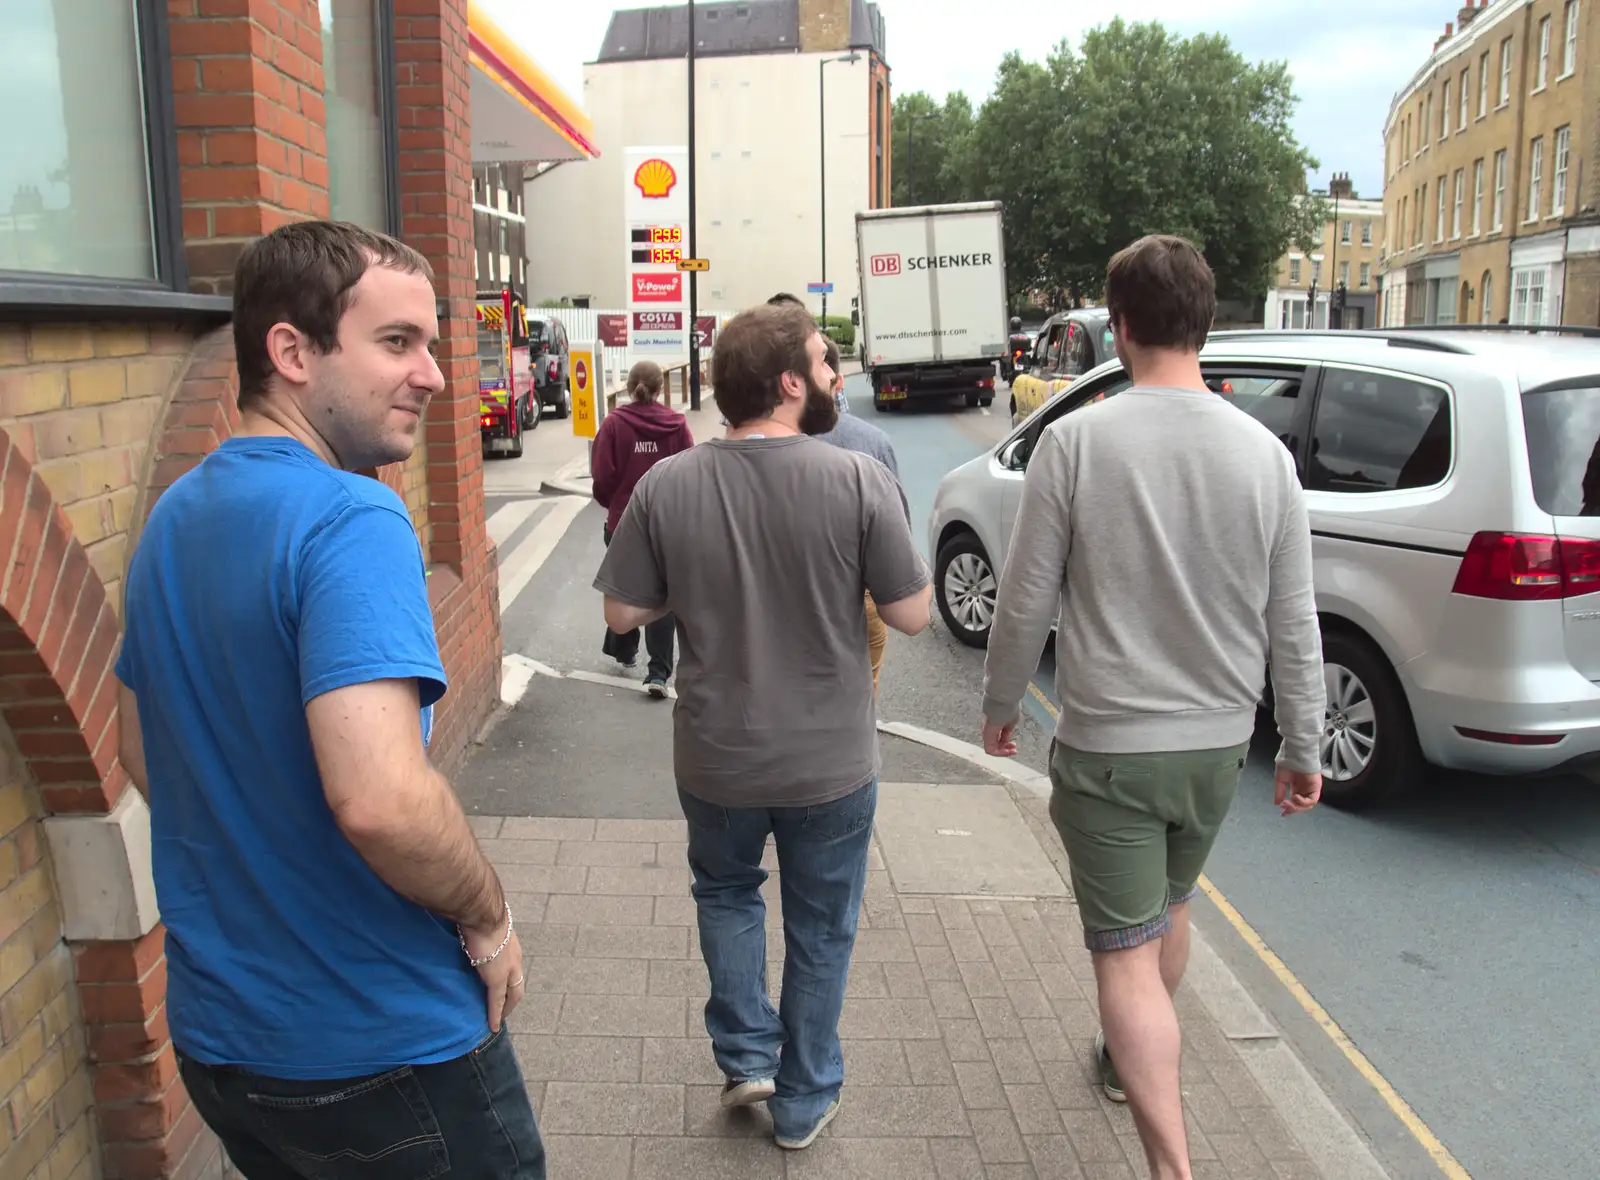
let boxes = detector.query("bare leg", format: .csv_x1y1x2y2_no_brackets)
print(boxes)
1094,942,1191,1180
1160,900,1190,998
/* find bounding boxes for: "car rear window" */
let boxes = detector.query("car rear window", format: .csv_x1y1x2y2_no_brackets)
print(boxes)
527,321,548,348
1523,382,1600,516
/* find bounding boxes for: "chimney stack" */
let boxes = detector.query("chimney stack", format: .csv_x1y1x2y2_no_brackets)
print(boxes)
1329,172,1355,200
1459,4,1480,29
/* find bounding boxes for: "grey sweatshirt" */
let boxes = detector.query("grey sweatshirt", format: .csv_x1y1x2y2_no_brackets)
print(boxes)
980,386,1326,772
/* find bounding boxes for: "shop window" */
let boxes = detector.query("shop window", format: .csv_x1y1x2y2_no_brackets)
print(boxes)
322,0,398,231
0,0,157,280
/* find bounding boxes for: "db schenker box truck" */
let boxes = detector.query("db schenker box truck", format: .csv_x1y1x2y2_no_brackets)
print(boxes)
854,202,1008,412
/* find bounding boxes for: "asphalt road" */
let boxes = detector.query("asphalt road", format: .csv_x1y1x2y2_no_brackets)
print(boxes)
488,371,1600,1180
834,371,1600,1180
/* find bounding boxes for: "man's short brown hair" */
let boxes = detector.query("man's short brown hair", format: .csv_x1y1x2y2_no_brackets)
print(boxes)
1105,234,1216,354
232,220,433,406
712,302,818,427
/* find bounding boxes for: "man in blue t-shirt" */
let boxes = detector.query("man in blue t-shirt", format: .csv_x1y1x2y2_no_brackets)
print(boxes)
115,221,544,1177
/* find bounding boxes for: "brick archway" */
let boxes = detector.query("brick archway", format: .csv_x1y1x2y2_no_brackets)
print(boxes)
137,325,242,525
0,427,128,814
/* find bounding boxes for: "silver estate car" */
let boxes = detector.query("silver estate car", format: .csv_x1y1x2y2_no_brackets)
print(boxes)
928,327,1600,807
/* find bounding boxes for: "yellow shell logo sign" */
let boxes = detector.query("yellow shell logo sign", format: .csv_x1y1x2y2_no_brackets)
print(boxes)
634,158,678,199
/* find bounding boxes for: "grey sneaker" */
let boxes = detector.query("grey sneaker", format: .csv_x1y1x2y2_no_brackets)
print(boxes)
645,676,668,699
774,1097,840,1150
1094,1030,1126,1103
720,1077,775,1108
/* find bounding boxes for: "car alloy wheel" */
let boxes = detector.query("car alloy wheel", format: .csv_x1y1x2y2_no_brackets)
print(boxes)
1321,661,1377,781
944,551,996,634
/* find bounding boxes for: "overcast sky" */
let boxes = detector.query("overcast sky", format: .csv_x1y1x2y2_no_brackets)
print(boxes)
479,0,1454,198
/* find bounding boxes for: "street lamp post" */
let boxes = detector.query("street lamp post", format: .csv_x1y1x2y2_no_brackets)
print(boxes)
819,51,861,327
1308,253,1324,329
1328,187,1342,330
686,0,701,409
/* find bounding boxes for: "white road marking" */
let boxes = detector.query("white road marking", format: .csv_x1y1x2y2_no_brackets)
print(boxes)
500,659,537,706
497,496,588,614
487,500,542,547
876,720,1050,796
980,407,991,417
566,668,678,700
500,653,563,708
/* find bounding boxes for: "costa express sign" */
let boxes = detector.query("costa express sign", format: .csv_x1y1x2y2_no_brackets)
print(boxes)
633,311,684,331
632,272,684,303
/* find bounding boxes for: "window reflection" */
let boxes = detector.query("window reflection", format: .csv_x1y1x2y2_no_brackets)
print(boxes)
0,0,155,280
1309,371,1452,493
322,0,389,229
1523,386,1600,516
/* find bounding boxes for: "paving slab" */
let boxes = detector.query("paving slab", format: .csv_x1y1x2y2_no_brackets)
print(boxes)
875,783,1071,898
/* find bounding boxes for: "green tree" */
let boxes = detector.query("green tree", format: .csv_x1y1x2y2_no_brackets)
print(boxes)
962,20,1321,304
891,91,975,207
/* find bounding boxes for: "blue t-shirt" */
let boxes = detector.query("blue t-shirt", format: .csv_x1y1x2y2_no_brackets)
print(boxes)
115,436,486,1078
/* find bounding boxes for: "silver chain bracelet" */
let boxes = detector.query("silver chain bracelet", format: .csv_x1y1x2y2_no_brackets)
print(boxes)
458,902,513,967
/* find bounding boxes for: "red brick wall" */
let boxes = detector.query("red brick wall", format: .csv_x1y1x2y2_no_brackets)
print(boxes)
169,0,332,293
396,0,502,762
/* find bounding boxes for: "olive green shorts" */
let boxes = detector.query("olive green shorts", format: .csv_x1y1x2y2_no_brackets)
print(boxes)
1047,741,1249,952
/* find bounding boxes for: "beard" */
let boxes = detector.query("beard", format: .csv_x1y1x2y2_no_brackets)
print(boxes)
798,371,840,436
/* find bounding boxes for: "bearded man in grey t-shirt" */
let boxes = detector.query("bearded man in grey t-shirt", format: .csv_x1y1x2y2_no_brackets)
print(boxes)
595,301,932,1151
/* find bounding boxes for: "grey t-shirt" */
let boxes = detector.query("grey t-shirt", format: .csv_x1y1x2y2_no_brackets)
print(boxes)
594,435,929,807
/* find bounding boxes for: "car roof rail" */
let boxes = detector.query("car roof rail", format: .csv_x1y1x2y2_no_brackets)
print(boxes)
1383,323,1600,339
1205,328,1472,353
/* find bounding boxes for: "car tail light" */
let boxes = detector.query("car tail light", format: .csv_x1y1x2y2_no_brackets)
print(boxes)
978,378,994,389
1451,532,1600,601
481,415,493,429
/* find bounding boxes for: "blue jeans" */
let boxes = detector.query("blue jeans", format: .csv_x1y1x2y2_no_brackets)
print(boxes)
677,779,876,1140
176,1026,544,1178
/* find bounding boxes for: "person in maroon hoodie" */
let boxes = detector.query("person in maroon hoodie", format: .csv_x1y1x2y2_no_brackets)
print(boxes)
593,361,695,696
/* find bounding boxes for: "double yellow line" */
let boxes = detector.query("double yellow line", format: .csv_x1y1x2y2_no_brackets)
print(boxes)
1025,681,1471,1179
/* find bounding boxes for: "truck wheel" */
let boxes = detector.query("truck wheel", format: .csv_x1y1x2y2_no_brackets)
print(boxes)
555,387,571,420
979,395,994,408
1317,630,1422,810
935,533,997,649
965,392,981,408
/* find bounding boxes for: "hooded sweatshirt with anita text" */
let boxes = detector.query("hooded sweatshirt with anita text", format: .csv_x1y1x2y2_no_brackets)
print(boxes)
591,400,695,534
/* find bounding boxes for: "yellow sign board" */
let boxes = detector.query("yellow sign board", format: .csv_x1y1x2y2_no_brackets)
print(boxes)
677,258,710,272
570,348,599,439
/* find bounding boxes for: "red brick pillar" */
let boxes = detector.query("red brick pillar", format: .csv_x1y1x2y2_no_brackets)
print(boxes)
394,0,502,765
168,0,331,293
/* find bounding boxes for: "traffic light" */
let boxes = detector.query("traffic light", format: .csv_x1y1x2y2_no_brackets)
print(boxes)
1333,282,1348,311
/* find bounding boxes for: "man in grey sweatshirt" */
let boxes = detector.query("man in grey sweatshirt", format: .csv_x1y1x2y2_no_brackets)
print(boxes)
979,235,1326,1180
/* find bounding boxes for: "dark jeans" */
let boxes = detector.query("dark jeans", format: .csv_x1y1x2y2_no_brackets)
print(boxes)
677,779,877,1141
177,1027,545,1179
601,524,675,680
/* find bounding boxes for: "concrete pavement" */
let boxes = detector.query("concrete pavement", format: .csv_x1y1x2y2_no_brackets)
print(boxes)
460,655,1390,1178
470,775,1378,1180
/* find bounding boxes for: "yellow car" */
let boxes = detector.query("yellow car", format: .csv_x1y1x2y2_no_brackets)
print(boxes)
1009,307,1116,424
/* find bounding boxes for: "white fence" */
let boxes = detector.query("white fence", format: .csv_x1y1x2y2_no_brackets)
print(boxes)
546,307,732,392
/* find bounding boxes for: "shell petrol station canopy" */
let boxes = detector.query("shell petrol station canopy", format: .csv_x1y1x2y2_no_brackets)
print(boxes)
468,0,598,164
